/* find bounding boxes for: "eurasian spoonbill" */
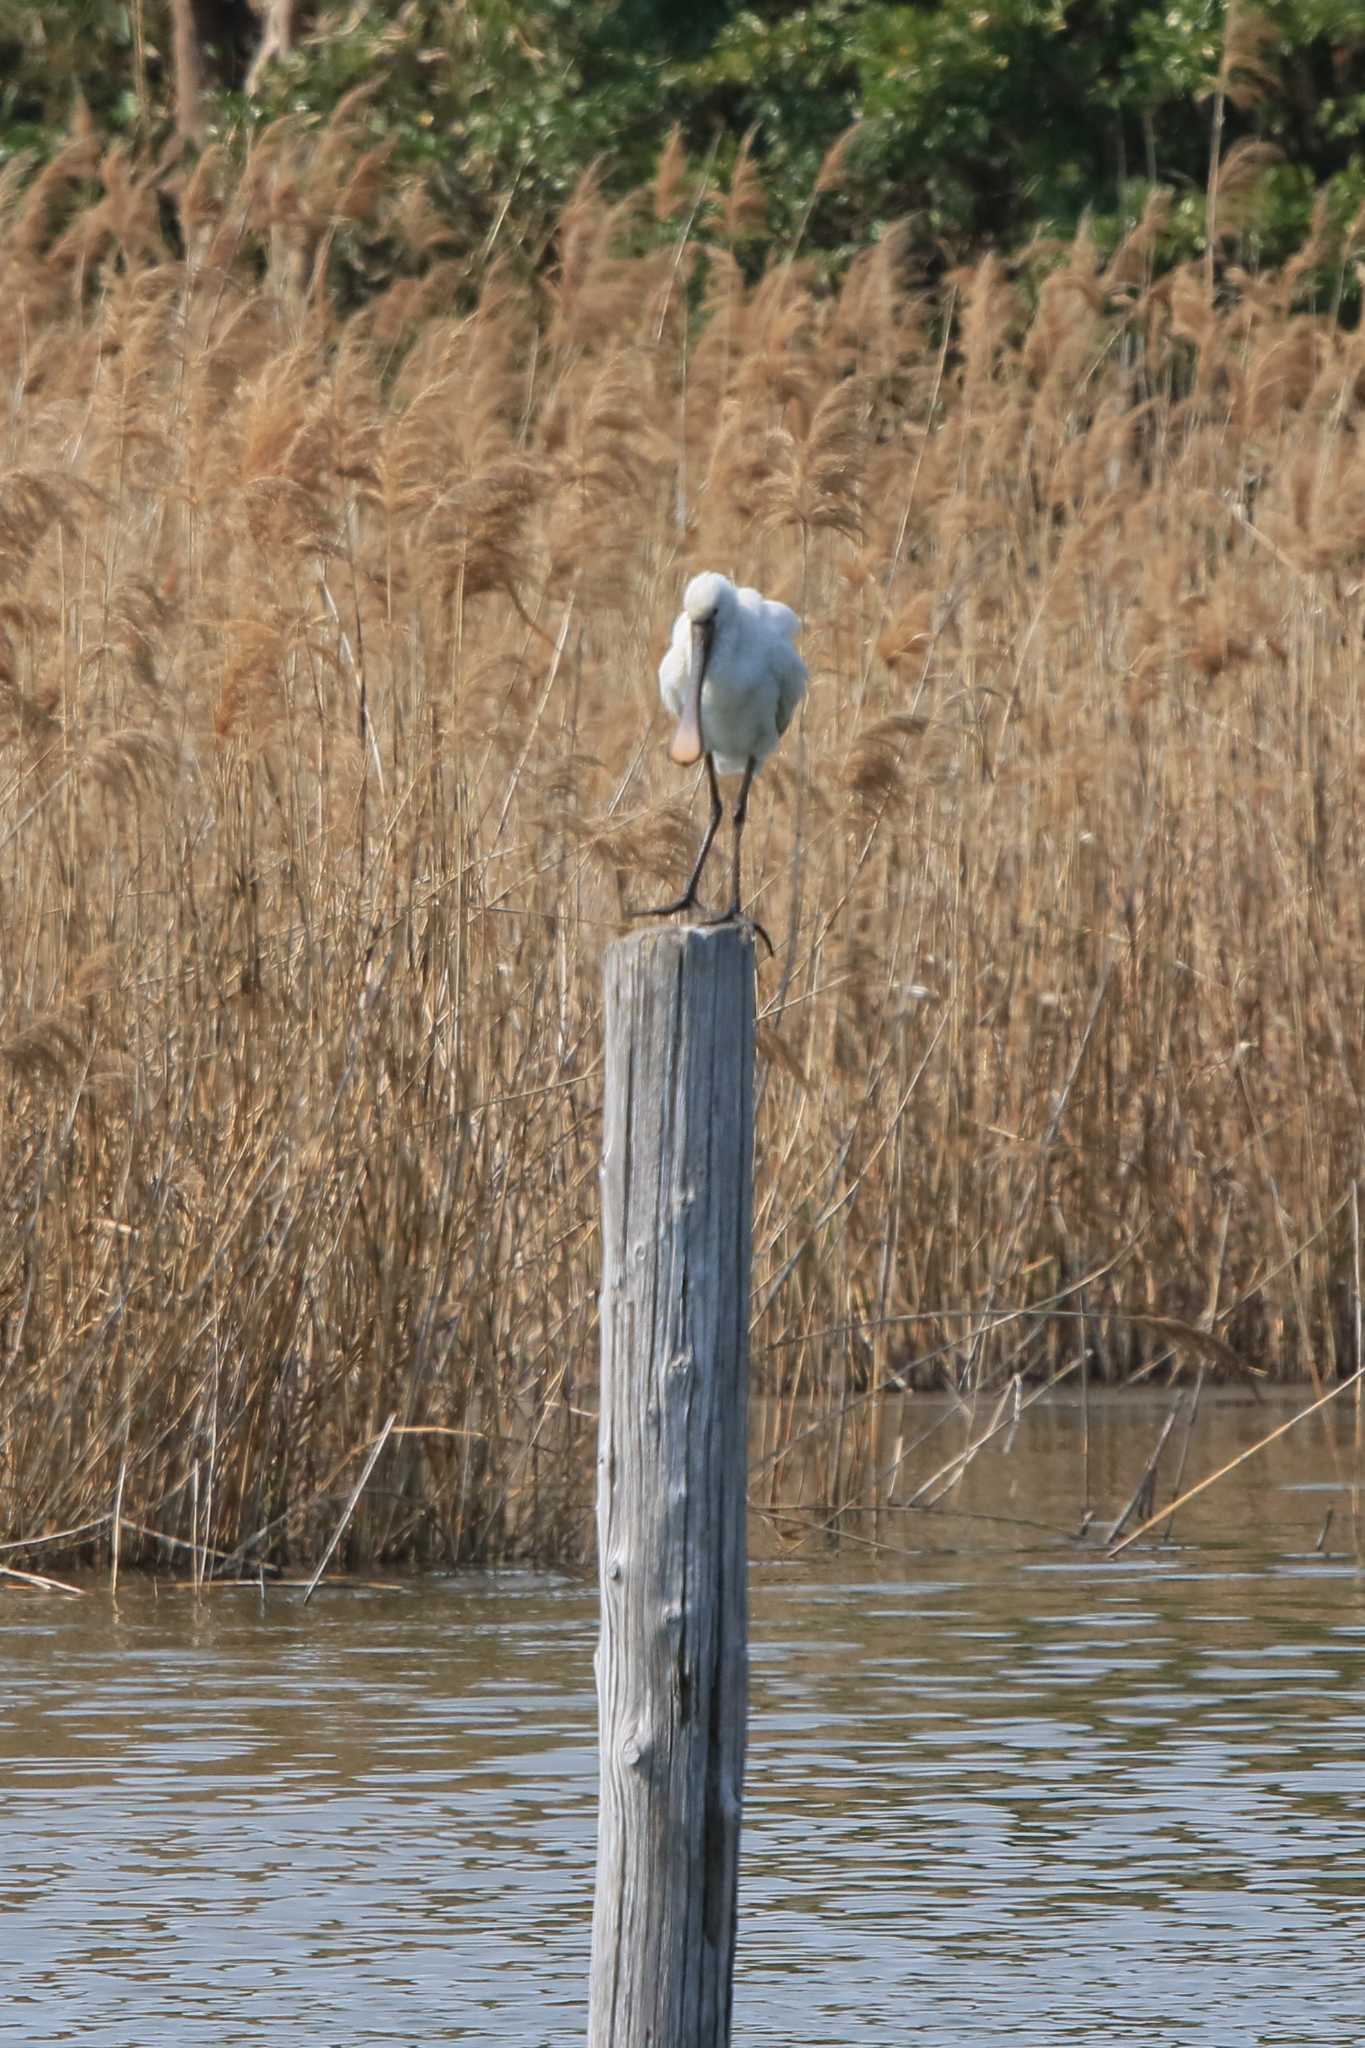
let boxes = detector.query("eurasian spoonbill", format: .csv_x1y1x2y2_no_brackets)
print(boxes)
636,571,807,953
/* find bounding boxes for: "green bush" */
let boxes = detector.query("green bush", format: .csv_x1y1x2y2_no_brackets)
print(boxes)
0,1,1361,281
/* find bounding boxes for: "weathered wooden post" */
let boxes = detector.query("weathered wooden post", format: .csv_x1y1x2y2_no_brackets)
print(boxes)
589,924,755,2048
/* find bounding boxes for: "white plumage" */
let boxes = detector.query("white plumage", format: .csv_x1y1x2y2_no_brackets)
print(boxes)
658,571,807,776
636,570,808,950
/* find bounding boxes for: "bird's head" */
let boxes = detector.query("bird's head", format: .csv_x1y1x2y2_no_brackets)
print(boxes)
682,571,733,625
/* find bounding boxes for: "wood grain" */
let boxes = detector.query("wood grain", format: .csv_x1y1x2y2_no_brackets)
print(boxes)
589,925,755,2048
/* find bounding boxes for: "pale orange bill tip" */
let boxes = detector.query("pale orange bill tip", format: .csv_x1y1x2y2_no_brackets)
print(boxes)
669,716,703,767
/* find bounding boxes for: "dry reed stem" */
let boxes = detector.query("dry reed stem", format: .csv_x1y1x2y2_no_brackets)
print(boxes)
1108,1369,1365,1555
3,125,1365,1571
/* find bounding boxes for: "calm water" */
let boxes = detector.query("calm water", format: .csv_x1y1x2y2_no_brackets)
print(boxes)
3,1395,1365,2046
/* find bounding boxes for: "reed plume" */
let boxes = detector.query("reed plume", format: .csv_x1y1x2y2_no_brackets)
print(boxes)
3,128,1365,1574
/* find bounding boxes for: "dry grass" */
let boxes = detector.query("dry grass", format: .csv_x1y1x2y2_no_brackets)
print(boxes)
3,117,1365,1573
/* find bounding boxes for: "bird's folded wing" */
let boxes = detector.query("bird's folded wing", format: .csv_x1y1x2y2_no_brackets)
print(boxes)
737,587,801,643
773,642,809,735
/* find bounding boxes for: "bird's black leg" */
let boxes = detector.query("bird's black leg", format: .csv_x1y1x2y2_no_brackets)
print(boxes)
702,756,773,957
631,753,724,921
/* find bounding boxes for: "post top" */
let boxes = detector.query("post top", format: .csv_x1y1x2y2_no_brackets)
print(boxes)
608,922,756,963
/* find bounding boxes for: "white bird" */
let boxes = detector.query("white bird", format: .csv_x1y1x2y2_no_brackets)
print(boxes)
637,570,807,951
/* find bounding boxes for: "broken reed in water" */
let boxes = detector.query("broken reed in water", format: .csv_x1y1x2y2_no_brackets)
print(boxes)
2,117,1364,1572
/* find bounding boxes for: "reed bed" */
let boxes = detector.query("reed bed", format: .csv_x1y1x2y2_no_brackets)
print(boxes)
2,119,1365,1572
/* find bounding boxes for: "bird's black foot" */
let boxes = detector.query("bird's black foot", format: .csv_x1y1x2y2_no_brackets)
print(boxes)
701,903,775,959
628,893,700,922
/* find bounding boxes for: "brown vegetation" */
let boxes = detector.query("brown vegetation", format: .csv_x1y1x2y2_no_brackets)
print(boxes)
2,119,1365,1574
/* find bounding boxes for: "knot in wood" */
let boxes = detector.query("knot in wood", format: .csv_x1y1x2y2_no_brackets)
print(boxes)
621,1730,653,1772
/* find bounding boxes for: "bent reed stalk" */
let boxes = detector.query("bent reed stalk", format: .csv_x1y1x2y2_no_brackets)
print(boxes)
2,118,1365,1574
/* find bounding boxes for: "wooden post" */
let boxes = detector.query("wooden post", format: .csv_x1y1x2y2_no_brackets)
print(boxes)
589,925,755,2048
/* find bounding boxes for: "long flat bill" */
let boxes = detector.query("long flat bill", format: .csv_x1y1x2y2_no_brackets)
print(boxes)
669,708,703,766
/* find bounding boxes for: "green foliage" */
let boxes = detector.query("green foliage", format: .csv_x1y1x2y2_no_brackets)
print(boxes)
0,0,140,145
0,0,1362,285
